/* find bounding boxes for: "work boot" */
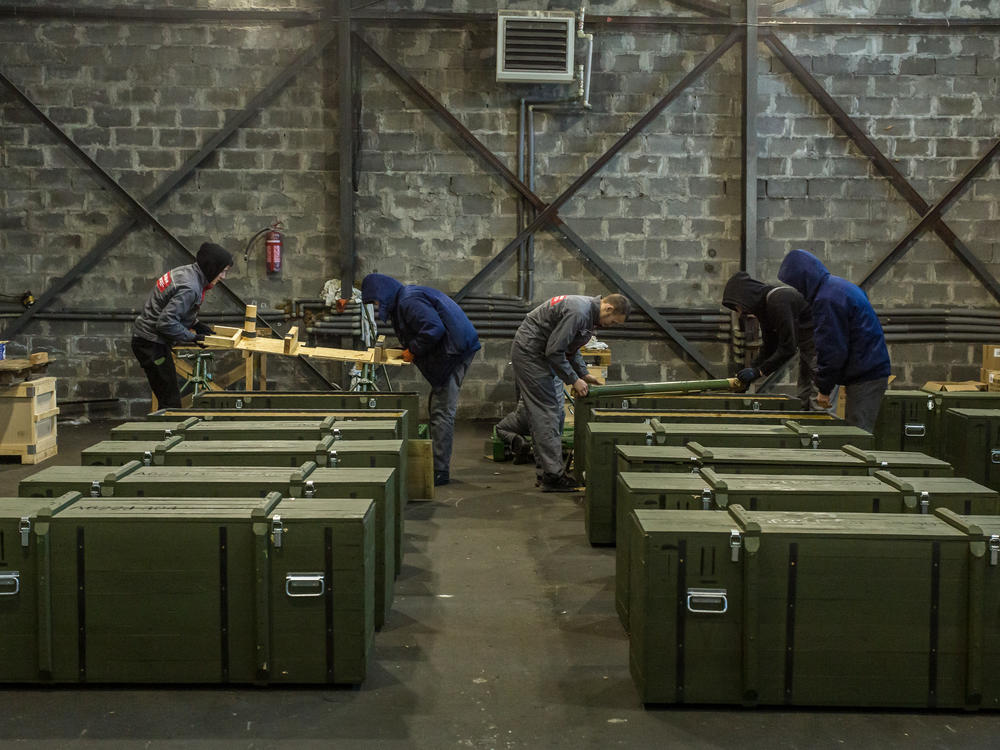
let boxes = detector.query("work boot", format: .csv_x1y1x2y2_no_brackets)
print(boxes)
540,472,582,493
434,470,450,487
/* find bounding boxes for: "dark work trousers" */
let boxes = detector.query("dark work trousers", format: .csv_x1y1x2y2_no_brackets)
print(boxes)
509,346,567,478
496,374,564,450
428,353,475,474
844,376,888,433
796,330,838,414
131,336,182,409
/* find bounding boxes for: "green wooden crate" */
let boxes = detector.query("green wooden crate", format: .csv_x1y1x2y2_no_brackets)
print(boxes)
576,408,841,476
628,506,988,707
839,445,954,477
872,390,937,453
874,473,1000,516
191,390,421,438
614,470,913,629
19,462,396,630
0,493,83,682
109,418,200,441
0,493,375,684
921,390,1000,458
940,408,1000,491
573,393,802,472
583,420,874,545
181,418,399,442
81,437,179,466
956,514,1000,709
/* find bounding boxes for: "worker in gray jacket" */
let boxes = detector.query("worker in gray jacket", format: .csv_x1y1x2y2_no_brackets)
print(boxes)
498,293,630,492
132,242,233,408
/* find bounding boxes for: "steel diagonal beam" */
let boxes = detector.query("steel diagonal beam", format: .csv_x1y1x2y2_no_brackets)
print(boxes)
861,139,1000,291
763,32,1000,303
357,33,722,375
454,29,743,303
1,27,337,341
1,31,339,387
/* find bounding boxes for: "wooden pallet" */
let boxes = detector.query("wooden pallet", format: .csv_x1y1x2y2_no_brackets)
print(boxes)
0,439,58,465
0,352,51,387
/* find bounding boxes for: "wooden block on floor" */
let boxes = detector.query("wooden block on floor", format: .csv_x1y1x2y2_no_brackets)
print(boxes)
407,439,434,500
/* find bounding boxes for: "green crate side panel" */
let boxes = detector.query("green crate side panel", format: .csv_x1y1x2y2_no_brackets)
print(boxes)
0,498,374,684
19,467,396,631
182,420,399,442
110,422,192,441
191,391,420,438
584,423,839,546
941,409,1000,491
629,509,980,708
572,394,802,477
872,390,937,452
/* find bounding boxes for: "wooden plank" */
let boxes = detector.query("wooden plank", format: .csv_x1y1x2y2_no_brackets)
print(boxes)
406,438,434,501
0,439,58,465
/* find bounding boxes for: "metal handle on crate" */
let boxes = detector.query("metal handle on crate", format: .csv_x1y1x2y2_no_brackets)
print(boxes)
904,423,926,437
686,587,727,614
285,573,326,598
0,571,20,596
991,450,1000,465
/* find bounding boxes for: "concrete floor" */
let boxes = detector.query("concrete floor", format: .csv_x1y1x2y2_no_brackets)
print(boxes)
0,419,996,749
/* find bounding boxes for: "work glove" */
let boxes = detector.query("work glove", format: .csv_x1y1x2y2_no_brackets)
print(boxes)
335,298,349,314
193,334,207,349
400,349,414,363
192,321,213,336
736,367,760,385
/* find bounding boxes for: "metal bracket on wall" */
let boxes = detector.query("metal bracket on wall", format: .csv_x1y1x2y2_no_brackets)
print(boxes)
356,31,735,378
0,30,339,388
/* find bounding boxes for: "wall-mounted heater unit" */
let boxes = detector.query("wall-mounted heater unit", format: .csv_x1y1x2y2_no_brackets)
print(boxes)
496,9,576,83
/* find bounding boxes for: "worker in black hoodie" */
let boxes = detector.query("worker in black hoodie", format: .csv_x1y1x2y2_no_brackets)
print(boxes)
721,271,826,410
132,242,233,408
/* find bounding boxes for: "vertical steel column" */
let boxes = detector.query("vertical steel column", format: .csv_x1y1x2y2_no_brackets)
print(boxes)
741,0,758,275
338,0,356,299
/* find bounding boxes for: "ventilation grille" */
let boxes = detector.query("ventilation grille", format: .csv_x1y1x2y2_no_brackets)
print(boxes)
496,10,575,83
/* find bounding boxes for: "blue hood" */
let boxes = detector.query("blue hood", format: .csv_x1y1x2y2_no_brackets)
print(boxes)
778,249,830,303
361,273,403,322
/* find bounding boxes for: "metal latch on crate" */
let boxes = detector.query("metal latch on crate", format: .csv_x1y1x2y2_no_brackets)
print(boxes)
142,450,152,467
368,398,377,409
686,587,728,614
285,573,325,598
0,571,19,596
810,433,820,449
991,450,1000,465
332,428,342,442
621,399,629,409
752,400,761,412
271,515,284,548
904,423,926,437
328,450,339,468
19,516,30,547
89,481,101,497
700,488,713,511
990,535,1000,566
304,480,316,498
730,530,742,562
644,431,653,446
919,491,930,514
164,429,173,438
235,398,243,409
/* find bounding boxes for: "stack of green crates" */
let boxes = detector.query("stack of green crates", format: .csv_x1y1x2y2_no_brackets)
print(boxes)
18,461,397,630
0,492,375,684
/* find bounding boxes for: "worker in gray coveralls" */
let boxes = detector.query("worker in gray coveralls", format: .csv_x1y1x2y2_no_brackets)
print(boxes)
497,293,630,492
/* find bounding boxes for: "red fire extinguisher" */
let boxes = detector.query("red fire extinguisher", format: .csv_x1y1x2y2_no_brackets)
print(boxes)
265,221,283,274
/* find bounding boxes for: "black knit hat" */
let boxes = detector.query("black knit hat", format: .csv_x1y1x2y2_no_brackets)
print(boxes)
196,242,233,281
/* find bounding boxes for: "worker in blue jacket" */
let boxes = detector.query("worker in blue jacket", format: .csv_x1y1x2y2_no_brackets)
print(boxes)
777,249,891,431
361,273,481,486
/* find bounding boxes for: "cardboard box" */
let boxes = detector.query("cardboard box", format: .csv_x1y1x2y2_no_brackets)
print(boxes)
983,345,1000,371
922,380,986,392
982,369,1000,386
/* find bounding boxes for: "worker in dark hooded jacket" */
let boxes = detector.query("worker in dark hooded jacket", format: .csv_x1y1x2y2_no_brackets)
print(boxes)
721,271,825,410
132,242,233,409
777,249,891,431
360,273,480,486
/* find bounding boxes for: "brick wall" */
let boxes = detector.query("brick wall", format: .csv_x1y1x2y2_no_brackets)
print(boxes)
1,0,998,419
